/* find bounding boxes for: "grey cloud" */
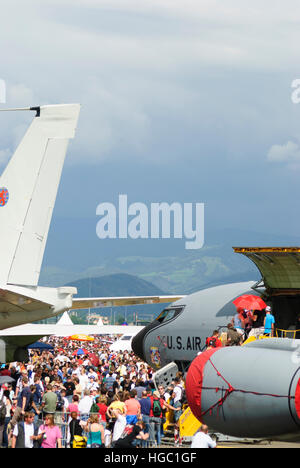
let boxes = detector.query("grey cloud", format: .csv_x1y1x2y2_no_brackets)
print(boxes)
267,141,300,168
1,0,300,239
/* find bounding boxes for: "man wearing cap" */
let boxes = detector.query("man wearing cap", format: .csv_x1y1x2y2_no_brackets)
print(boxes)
86,375,97,392
264,306,275,337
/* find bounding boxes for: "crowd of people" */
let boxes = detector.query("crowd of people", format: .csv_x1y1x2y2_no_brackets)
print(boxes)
1,305,276,449
206,306,276,349
0,335,187,449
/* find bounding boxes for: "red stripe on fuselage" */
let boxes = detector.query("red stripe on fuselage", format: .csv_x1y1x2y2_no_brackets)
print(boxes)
295,379,300,420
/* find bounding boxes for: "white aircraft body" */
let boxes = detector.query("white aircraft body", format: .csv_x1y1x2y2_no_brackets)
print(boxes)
0,315,144,339
109,333,139,352
0,104,183,362
0,312,143,354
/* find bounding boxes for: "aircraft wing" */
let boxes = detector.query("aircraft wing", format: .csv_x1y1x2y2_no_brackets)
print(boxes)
0,287,52,315
0,294,184,355
71,295,185,310
0,322,144,360
0,323,144,338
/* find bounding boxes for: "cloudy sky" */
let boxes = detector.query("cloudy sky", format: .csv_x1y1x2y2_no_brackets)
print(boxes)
1,0,300,270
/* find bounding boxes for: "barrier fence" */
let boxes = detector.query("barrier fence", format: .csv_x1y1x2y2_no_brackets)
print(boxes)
30,409,175,448
52,410,101,448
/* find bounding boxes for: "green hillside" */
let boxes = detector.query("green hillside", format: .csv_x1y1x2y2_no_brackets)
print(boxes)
64,273,168,324
41,245,259,294
66,273,166,297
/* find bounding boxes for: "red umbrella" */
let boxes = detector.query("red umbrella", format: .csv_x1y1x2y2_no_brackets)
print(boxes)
88,353,100,367
233,294,267,310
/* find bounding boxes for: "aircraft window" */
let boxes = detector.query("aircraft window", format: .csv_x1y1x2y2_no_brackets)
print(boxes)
121,336,131,341
156,307,183,324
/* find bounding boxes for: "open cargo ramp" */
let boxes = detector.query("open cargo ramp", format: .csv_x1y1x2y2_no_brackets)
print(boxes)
234,247,300,336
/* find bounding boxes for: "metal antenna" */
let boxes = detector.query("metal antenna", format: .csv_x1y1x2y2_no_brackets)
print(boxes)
0,106,40,116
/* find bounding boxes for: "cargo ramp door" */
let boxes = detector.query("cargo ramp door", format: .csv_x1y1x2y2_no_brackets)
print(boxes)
234,247,300,334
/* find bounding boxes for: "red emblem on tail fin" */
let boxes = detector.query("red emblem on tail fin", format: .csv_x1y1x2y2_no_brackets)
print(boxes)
0,188,9,206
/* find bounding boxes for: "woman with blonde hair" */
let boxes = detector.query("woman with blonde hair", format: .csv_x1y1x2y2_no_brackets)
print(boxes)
82,414,104,448
107,394,126,415
96,395,108,428
38,414,62,448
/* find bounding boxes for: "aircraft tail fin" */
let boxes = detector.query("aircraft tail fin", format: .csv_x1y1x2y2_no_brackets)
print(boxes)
0,104,80,287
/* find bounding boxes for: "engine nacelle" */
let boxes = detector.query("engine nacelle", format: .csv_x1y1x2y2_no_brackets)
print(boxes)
0,339,29,363
186,338,300,439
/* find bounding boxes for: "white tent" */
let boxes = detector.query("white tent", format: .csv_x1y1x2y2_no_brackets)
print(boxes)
57,312,73,326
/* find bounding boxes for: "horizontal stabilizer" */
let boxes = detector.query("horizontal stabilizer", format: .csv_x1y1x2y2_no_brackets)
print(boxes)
71,295,185,310
0,287,51,314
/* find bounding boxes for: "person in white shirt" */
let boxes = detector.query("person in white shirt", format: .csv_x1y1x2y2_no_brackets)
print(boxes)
87,368,97,380
173,379,183,404
111,408,127,444
191,425,217,449
118,363,127,378
78,389,93,418
79,368,89,391
60,389,69,412
11,412,39,449
87,376,99,392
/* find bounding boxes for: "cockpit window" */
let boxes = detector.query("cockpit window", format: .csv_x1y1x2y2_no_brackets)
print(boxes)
156,307,184,324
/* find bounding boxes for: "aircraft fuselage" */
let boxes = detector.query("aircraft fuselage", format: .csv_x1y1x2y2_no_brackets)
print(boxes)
132,281,255,371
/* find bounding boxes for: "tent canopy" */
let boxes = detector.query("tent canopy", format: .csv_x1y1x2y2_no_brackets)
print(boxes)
27,342,54,350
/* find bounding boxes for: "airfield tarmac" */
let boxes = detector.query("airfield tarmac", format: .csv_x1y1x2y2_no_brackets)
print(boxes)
217,440,300,449
160,436,300,449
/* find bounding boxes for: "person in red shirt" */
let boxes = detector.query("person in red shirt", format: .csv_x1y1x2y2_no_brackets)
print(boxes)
0,365,11,377
96,395,108,426
148,390,180,447
206,330,223,349
149,390,165,447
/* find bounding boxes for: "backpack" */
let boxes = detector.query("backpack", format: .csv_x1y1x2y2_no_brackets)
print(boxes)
0,399,5,423
56,392,64,411
208,337,217,348
152,398,162,417
90,402,99,414
72,435,87,449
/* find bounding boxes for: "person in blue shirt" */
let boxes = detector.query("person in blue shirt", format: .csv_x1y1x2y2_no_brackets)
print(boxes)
232,308,245,338
138,391,151,447
264,306,275,336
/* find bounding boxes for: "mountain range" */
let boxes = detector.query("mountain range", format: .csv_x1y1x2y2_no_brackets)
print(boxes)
40,224,300,295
